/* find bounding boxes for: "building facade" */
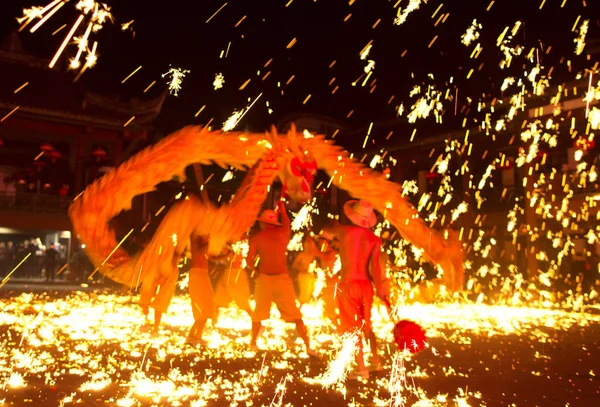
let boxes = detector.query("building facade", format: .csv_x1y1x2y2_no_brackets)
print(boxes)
0,33,165,278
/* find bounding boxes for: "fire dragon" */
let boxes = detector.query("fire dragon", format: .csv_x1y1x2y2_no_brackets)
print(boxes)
68,125,464,293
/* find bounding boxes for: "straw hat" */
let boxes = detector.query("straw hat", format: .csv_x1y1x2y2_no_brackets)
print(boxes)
343,199,377,228
257,209,282,226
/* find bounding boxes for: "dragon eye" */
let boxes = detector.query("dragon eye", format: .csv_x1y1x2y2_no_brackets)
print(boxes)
290,157,302,176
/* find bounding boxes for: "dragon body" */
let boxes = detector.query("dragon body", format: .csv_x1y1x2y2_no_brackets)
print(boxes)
69,125,464,292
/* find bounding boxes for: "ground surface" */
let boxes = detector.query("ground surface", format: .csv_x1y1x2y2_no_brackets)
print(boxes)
1,287,599,407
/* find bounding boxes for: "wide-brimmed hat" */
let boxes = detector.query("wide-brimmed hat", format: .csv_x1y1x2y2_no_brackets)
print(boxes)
343,199,377,228
257,209,282,226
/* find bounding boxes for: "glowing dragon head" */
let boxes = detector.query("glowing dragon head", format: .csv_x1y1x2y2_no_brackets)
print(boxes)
269,124,318,204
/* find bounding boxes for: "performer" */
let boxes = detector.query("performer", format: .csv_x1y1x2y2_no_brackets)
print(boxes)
292,234,320,305
323,199,390,380
140,252,180,332
315,232,341,328
213,244,253,320
247,199,317,356
187,234,216,345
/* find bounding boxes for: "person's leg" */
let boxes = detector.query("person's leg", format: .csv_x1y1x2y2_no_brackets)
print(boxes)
338,282,369,378
154,311,163,330
292,319,315,354
231,269,253,319
188,267,215,342
251,322,262,346
140,278,157,326
187,319,207,342
365,329,382,368
354,332,367,372
273,274,316,355
251,275,271,348
151,272,179,330
322,279,340,329
362,286,379,368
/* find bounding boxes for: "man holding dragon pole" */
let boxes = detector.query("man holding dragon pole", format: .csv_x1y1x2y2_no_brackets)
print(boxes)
247,197,317,357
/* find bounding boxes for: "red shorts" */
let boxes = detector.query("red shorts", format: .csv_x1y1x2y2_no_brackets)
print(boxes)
337,280,374,333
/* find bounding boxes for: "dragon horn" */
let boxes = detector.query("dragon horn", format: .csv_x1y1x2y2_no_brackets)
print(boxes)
287,123,304,156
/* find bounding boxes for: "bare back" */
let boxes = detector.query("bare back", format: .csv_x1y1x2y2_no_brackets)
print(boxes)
335,225,381,282
248,227,290,275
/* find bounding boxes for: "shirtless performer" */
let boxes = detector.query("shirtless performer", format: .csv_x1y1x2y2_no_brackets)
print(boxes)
187,234,216,344
323,199,390,380
247,199,317,356
315,232,341,328
292,234,321,305
213,244,253,320
140,252,180,332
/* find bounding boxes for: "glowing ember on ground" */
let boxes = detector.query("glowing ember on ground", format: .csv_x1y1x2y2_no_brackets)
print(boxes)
1,291,599,406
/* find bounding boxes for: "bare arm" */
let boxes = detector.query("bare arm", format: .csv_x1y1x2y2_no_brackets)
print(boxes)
277,200,290,229
246,238,258,270
368,237,389,301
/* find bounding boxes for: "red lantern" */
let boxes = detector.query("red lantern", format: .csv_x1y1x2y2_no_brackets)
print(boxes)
393,320,428,354
92,147,107,159
40,143,54,152
33,160,46,168
575,136,595,151
48,150,61,159
425,172,440,180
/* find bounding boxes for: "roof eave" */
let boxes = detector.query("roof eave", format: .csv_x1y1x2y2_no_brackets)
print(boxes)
0,102,156,132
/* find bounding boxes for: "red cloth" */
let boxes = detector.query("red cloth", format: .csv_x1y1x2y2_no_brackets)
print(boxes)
337,280,374,333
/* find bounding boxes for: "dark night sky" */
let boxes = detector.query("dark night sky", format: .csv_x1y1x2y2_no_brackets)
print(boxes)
0,0,596,141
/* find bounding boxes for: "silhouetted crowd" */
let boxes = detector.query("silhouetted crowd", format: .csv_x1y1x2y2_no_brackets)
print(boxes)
0,238,68,281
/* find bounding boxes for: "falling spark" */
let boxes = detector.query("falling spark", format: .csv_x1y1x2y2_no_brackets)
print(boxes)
20,1,114,72
388,353,408,407
574,20,589,55
269,374,292,406
0,253,32,288
0,106,20,123
222,93,263,131
360,43,375,76
462,19,482,46
50,14,84,68
318,330,358,388
222,110,244,132
121,20,134,31
214,73,225,90
162,67,190,96
394,0,427,26
206,2,228,23
30,1,66,33
122,66,142,84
